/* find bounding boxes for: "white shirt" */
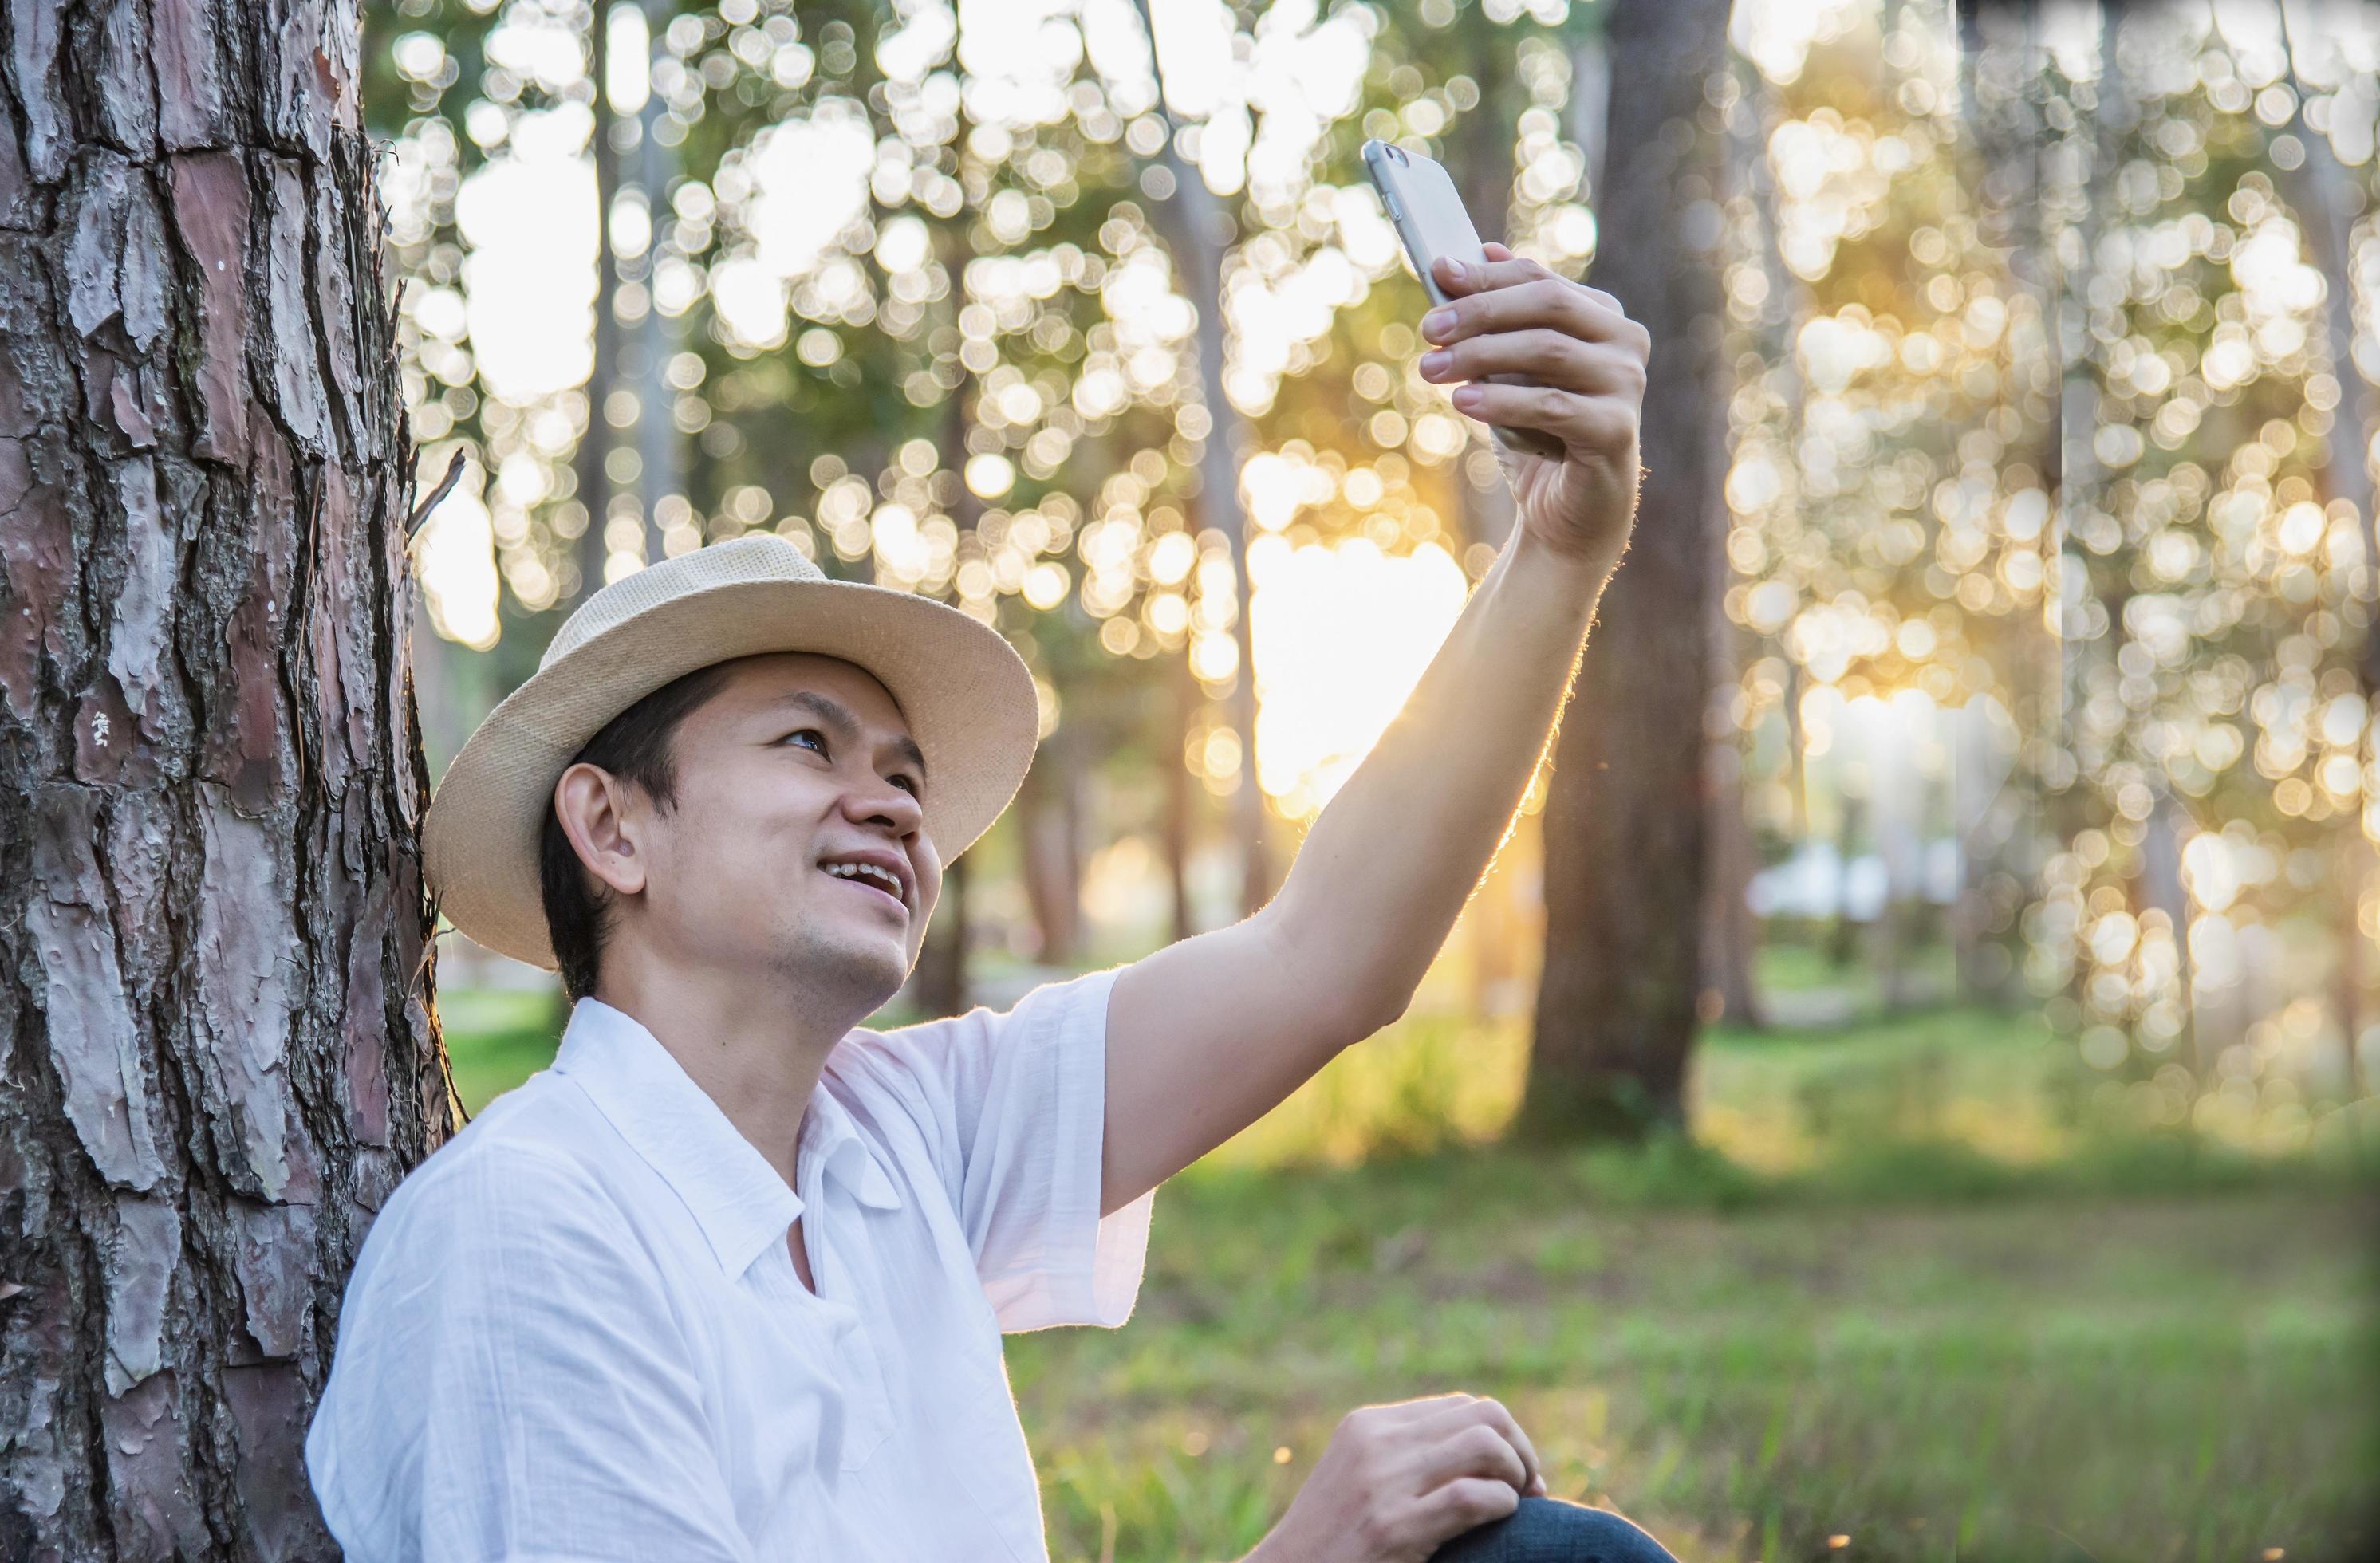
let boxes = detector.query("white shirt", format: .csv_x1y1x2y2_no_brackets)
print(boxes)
305,966,1156,1561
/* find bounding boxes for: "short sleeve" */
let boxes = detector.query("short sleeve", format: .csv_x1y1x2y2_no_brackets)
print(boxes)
864,965,1154,1333
305,1145,756,1563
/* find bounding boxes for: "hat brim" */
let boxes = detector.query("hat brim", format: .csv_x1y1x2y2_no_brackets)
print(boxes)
422,576,1040,970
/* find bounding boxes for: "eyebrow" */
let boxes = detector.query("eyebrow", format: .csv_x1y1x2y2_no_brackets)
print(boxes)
771,690,928,784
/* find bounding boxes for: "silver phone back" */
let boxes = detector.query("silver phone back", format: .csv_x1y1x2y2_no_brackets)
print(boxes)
1361,139,1566,462
1363,141,1485,309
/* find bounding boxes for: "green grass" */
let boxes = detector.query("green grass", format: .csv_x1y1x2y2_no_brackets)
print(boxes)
434,993,2380,1561
1016,1161,2378,1563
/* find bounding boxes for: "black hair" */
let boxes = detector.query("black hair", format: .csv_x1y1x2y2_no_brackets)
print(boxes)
538,661,739,1002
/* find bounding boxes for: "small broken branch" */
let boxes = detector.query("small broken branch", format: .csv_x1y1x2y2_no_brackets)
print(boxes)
405,448,467,538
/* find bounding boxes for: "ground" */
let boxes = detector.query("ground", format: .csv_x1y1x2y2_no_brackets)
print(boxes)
435,986,2379,1562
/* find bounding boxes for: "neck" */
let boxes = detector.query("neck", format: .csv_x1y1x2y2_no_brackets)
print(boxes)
589,942,873,1190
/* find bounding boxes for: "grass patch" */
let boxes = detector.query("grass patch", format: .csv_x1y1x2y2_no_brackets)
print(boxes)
1015,1164,2379,1562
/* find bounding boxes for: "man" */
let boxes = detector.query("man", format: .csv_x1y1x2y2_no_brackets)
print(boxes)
305,245,1674,1563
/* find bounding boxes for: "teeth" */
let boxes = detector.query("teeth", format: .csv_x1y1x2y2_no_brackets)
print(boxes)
826,861,902,900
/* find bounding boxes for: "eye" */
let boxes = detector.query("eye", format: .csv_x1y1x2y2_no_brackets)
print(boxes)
888,773,920,797
782,727,829,757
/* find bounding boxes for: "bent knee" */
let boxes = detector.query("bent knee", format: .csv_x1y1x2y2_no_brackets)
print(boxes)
1433,1495,1676,1562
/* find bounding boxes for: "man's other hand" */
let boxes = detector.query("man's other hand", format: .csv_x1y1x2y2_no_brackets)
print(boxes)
1244,1392,1548,1563
1417,242,1652,574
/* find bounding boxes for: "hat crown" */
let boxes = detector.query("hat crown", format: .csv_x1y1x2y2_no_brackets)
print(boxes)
544,534,826,671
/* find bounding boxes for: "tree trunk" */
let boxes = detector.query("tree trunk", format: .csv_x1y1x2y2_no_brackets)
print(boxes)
2276,0,2380,690
1696,49,1773,1034
1700,708,1764,1028
1521,0,1733,1140
573,0,620,600
1952,0,2058,1010
914,855,970,1018
1452,13,1519,558
1164,649,1196,945
0,3,449,1555
915,281,982,1018
1128,0,1270,919
1019,734,1084,964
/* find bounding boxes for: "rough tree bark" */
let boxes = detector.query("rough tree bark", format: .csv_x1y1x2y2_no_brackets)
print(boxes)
1520,0,1733,1140
0,2,450,1556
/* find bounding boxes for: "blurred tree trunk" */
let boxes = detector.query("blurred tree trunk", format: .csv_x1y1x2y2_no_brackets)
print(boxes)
916,237,985,1017
1129,0,1269,919
2276,0,2378,1081
1521,0,1733,1140
1164,652,1196,945
1019,734,1085,963
1452,10,1520,557
1698,52,1775,1033
1954,0,2056,1009
626,0,677,566
573,0,620,601
915,856,970,1017
0,2,450,1555
1702,628,1764,1028
2276,2,2380,671
1826,789,1866,969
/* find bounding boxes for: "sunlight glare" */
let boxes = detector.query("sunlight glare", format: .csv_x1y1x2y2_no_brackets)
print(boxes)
1249,538,1469,818
455,107,595,404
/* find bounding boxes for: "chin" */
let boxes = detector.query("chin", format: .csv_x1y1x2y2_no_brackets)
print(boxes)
787,923,910,1014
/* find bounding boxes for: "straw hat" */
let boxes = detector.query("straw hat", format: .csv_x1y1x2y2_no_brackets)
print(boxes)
423,533,1041,970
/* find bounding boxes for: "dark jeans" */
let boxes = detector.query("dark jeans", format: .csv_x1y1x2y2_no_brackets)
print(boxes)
1427,1496,1678,1562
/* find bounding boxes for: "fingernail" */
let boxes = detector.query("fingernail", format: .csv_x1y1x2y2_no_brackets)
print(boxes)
1453,384,1483,408
1422,307,1454,338
1443,258,1466,281
1420,350,1450,376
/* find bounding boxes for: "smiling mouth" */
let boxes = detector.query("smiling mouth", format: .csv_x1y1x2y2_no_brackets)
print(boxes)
821,862,907,915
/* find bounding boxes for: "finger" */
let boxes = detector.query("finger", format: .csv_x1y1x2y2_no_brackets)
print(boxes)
1430,251,1556,300
1410,1419,1530,1498
1420,330,1642,398
1411,1398,1543,1496
1420,1477,1523,1544
1465,1401,1544,1495
1456,381,1642,454
1422,275,1636,348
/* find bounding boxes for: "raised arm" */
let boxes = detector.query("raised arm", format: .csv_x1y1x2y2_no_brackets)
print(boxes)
1100,246,1651,1218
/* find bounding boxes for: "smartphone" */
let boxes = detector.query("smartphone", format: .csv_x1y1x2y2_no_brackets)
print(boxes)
1361,138,1566,463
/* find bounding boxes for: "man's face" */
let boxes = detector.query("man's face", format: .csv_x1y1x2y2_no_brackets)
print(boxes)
623,652,944,1011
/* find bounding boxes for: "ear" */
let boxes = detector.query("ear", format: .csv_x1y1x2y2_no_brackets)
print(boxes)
554,762,649,897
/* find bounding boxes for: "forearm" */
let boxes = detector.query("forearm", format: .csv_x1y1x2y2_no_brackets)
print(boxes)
1270,526,1618,1031
1099,250,1649,1217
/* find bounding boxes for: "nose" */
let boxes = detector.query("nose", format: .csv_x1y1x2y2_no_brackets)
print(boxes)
844,774,924,836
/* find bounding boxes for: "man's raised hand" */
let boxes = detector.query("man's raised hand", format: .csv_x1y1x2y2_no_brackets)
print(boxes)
1243,1392,1549,1563
1417,241,1651,575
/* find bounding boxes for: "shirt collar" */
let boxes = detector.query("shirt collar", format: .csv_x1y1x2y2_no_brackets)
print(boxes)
551,999,900,1279
798,1069,904,1215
